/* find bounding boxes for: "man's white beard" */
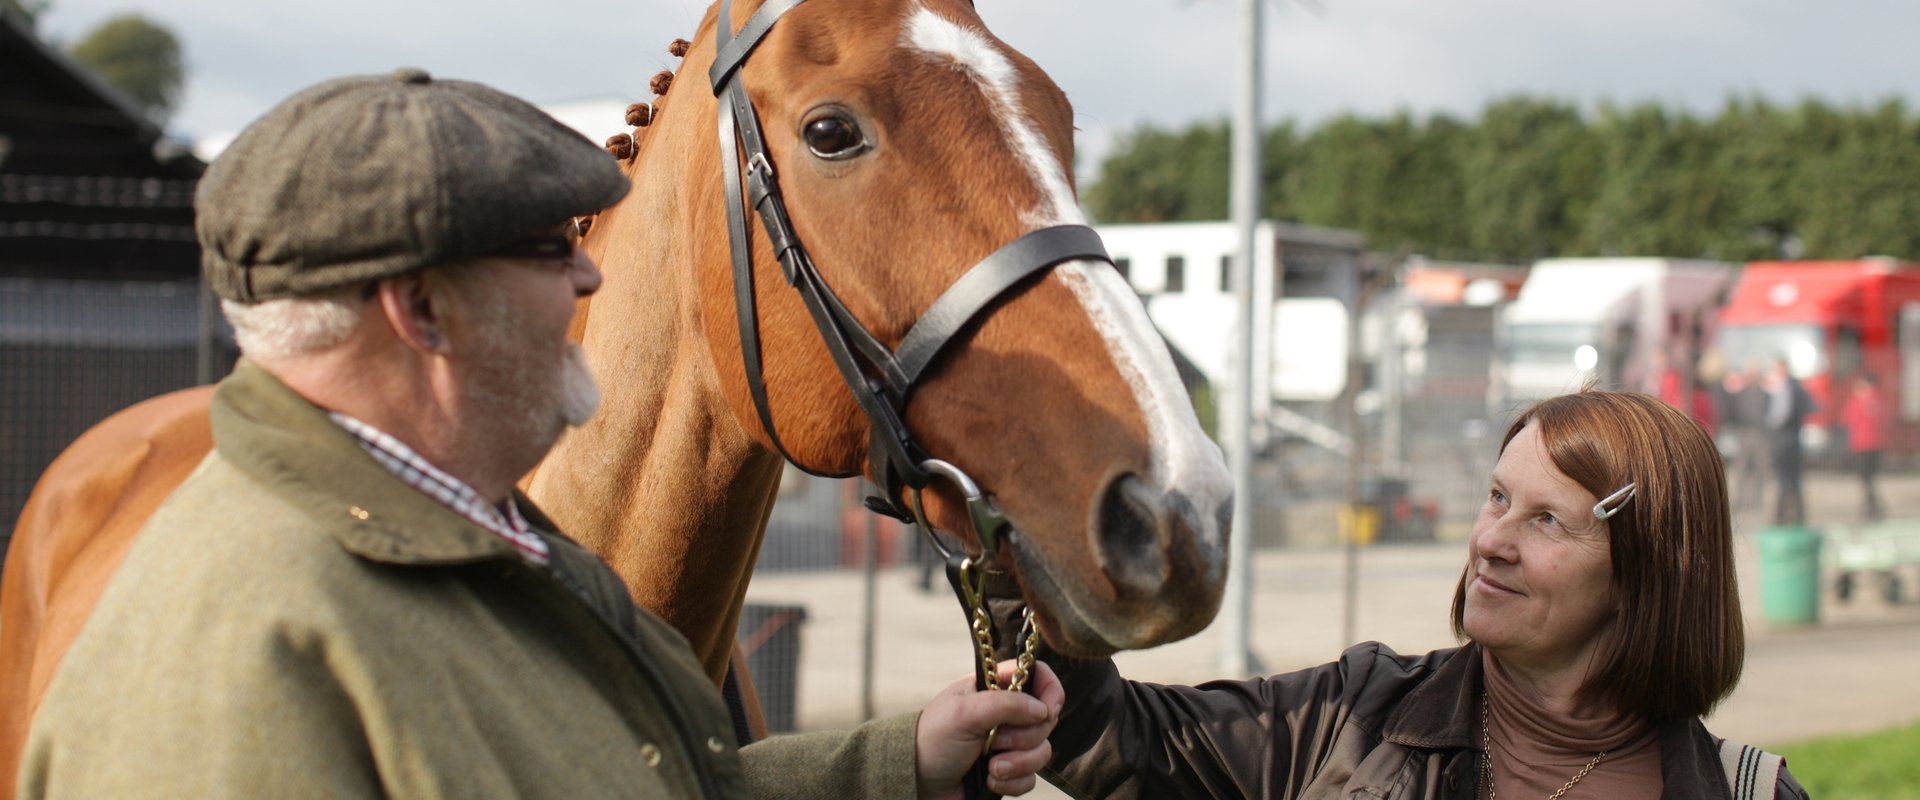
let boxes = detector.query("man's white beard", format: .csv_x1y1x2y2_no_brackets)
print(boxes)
558,342,600,428
458,284,599,458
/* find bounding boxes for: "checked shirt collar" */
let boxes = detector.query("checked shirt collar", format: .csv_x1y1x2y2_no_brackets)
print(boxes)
329,412,551,566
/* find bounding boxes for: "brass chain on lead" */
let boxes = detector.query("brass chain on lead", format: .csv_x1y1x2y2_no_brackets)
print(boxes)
1005,611,1040,693
976,602,1041,756
962,558,1001,688
908,459,1044,755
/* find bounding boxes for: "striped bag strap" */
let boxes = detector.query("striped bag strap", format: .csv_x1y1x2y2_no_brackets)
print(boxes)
1719,738,1784,800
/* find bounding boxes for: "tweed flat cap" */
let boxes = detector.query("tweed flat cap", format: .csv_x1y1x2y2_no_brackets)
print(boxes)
197,68,630,303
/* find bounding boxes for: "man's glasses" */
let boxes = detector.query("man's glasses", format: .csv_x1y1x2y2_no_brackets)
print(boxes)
490,217,586,262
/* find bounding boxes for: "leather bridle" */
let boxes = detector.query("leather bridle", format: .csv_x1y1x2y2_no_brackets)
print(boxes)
710,0,1105,791
712,0,1109,505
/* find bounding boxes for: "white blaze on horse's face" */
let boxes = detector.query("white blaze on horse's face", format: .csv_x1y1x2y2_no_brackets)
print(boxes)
902,9,1077,227
902,5,1234,643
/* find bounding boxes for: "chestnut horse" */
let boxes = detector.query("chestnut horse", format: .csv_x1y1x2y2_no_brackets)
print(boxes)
0,0,1233,789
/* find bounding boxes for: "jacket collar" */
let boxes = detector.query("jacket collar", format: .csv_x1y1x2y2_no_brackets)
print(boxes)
1379,642,1733,798
1657,718,1733,797
211,360,536,566
1381,643,1484,750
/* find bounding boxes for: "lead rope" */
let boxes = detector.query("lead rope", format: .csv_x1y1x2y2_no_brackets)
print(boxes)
911,460,1043,800
939,555,1039,800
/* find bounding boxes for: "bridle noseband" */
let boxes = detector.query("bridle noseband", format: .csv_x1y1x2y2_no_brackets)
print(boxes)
710,0,1104,786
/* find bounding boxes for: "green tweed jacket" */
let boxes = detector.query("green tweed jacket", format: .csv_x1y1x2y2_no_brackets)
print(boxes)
18,361,917,799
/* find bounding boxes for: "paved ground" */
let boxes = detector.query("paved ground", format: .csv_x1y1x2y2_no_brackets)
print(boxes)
745,465,1920,775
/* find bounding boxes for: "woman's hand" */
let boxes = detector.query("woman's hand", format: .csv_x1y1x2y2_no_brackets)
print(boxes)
915,660,1064,799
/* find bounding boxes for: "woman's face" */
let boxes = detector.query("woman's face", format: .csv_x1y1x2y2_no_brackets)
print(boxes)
1462,422,1619,676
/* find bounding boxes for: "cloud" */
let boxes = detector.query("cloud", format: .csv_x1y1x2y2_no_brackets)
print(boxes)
38,0,1920,176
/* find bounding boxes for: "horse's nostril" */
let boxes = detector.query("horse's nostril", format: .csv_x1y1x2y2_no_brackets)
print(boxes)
1093,473,1166,597
1214,495,1233,536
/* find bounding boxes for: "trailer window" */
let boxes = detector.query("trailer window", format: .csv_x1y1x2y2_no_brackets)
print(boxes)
1507,323,1600,367
1835,325,1863,379
1901,304,1920,421
1717,323,1826,378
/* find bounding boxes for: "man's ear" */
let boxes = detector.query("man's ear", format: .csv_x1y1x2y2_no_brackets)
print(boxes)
377,272,453,355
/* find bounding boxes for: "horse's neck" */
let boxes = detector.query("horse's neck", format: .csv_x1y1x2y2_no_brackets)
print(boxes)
526,95,785,685
530,357,782,685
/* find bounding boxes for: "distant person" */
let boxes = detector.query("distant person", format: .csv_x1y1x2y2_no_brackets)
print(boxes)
1842,374,1889,521
1763,358,1816,526
1648,349,1716,438
908,523,944,593
1689,376,1720,439
1645,349,1686,408
1722,361,1772,510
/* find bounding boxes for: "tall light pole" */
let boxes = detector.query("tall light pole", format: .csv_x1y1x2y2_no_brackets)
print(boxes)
1217,0,1264,677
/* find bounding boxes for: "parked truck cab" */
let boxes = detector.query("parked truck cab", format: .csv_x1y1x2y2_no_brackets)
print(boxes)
1715,258,1920,458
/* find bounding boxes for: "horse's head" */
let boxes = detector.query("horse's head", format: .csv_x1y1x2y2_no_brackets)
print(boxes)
671,0,1232,658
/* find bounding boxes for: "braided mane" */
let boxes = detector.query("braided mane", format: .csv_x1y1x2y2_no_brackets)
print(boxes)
585,36,693,236
600,37,693,164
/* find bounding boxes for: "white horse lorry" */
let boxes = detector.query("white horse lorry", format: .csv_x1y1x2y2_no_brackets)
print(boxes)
1498,257,1740,417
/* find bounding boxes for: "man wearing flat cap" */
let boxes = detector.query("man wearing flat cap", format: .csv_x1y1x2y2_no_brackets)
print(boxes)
18,70,1059,799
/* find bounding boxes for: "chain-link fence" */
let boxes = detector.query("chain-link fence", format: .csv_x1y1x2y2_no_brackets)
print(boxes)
0,278,235,560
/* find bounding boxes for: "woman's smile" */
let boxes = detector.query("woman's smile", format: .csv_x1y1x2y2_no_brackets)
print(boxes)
1473,572,1523,597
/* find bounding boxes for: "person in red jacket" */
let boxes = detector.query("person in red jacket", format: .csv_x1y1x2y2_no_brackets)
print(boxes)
1647,349,1717,438
1843,374,1889,521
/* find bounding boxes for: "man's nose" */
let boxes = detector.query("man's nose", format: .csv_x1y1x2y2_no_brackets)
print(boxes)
572,253,603,297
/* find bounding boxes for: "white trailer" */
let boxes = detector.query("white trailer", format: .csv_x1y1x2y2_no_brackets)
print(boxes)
1500,258,1738,408
1093,220,1367,449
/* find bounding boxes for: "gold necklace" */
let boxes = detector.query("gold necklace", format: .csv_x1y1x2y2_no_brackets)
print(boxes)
1479,693,1608,800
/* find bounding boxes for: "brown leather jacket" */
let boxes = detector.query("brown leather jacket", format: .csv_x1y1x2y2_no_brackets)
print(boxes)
1043,642,1808,799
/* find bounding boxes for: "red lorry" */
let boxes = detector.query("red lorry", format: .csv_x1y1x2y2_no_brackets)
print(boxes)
1715,258,1920,457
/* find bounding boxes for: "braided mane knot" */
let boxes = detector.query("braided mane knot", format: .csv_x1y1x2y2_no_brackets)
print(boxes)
626,102,654,128
604,132,636,162
669,38,691,58
649,70,674,96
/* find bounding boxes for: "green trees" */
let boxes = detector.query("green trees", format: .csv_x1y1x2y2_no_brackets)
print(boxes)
1086,97,1920,263
2,0,49,26
66,13,185,123
1084,120,1233,222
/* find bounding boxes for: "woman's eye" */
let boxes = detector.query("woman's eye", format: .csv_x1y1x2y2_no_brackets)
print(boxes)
1539,512,1560,528
804,115,866,159
1489,489,1506,505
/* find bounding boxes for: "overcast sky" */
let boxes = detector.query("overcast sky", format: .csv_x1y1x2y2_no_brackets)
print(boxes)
35,0,1920,177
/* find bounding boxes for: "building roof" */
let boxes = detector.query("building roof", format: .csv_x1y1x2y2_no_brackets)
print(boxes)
1,10,204,281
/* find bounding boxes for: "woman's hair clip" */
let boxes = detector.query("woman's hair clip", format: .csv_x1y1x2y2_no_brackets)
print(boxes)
1592,482,1636,520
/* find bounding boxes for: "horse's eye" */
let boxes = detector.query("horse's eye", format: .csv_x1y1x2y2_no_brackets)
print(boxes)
804,115,866,159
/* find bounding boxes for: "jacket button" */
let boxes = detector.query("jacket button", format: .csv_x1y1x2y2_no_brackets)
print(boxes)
640,743,662,767
707,736,726,754
348,506,371,520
